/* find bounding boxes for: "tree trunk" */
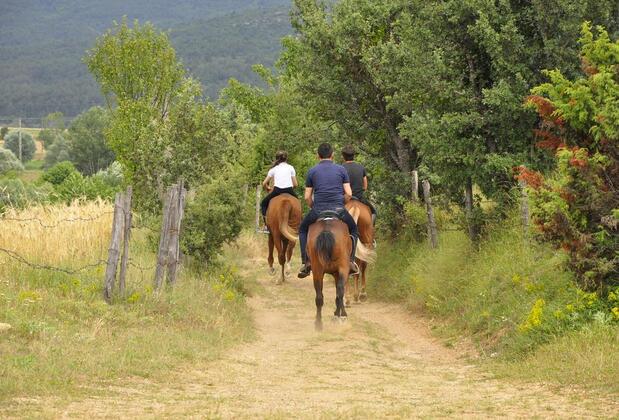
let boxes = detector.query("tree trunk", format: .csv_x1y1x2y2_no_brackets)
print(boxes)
464,178,479,242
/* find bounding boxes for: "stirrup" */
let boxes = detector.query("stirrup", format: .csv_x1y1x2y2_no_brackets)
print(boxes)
298,264,311,278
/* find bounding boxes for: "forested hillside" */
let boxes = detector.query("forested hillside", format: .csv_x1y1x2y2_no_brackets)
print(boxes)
0,0,290,118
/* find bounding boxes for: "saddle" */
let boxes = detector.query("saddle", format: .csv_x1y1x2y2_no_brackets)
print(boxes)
317,208,346,222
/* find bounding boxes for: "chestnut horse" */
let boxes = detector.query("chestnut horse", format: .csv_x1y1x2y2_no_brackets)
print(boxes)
345,200,377,305
307,215,352,330
266,194,302,284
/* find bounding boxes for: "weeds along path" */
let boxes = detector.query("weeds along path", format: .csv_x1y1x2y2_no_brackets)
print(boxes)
7,237,618,418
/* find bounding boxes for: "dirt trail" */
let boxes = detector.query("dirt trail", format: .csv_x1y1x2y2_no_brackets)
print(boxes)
12,252,619,418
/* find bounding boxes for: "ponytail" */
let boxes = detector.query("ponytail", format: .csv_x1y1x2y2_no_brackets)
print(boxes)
270,150,288,168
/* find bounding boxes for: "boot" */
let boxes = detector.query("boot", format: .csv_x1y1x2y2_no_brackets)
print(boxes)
298,262,311,278
349,235,360,275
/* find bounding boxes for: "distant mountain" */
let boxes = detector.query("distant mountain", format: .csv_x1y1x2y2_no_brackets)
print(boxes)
0,0,291,119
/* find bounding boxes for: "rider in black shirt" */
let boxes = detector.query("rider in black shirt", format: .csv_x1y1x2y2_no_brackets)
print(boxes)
341,145,377,225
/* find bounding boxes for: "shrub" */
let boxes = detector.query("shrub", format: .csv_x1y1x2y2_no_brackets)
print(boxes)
38,129,58,148
0,149,24,174
526,24,619,291
0,178,52,211
0,127,8,140
51,171,120,204
3,131,36,162
181,173,245,264
42,161,78,185
67,106,114,175
44,134,70,168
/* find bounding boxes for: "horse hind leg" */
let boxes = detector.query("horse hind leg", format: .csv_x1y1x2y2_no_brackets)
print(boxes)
285,241,294,276
278,238,289,284
359,261,368,302
313,274,324,331
267,233,275,276
334,272,348,319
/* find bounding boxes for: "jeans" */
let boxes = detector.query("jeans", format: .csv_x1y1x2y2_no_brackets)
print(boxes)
261,187,298,216
299,207,358,264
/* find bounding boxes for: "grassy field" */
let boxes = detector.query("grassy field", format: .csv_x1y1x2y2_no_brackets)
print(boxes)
369,215,619,393
0,201,253,401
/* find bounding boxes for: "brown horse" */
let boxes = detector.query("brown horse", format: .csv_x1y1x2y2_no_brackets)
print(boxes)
307,214,352,330
345,200,376,305
266,194,302,284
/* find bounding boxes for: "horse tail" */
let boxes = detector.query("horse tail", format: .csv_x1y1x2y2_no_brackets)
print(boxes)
279,200,299,242
348,205,360,224
356,241,377,264
315,230,335,267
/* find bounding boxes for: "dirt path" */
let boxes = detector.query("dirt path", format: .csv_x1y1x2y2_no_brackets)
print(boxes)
11,252,619,418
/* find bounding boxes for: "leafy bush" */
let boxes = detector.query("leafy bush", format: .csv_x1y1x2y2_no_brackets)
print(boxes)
3,131,36,162
42,161,78,185
0,149,24,174
44,134,70,168
67,106,114,175
38,129,58,148
0,179,52,211
51,171,120,203
525,24,619,291
182,173,245,264
0,127,8,140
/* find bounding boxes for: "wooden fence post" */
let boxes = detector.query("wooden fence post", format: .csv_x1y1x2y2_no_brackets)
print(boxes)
519,180,530,240
118,186,132,297
411,170,419,202
255,185,261,232
464,177,479,242
422,180,438,249
154,186,175,290
167,181,186,285
104,192,124,303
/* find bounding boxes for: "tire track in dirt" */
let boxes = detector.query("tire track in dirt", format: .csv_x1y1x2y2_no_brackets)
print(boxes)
8,251,619,418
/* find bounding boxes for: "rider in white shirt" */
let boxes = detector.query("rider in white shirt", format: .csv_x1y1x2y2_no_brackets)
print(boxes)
261,151,299,220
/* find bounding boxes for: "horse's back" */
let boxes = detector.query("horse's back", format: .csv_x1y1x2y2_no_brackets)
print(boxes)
346,200,374,244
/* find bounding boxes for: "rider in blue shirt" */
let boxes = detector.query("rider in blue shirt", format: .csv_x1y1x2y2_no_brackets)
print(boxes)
298,143,359,278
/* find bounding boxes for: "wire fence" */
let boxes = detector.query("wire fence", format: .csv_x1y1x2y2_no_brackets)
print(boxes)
0,183,186,303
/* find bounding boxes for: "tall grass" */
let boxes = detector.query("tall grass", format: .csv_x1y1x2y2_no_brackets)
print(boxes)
0,201,253,400
370,217,619,391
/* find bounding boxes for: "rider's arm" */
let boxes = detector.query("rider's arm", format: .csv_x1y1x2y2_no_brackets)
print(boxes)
292,176,299,188
363,176,368,191
343,182,352,202
304,187,314,208
262,175,273,192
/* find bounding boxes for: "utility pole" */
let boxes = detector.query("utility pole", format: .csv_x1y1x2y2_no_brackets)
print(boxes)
18,118,22,162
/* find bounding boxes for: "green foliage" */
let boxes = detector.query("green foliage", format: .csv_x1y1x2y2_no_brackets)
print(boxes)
86,19,235,212
42,112,65,130
526,24,619,290
42,161,78,186
67,106,114,175
37,129,57,148
280,0,618,235
3,131,36,163
0,149,24,174
371,219,618,361
0,179,52,211
0,127,8,140
181,172,245,264
43,134,70,169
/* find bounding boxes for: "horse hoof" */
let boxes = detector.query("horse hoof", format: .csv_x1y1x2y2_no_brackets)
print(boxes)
332,316,347,323
359,293,368,302
269,267,276,276
315,320,323,331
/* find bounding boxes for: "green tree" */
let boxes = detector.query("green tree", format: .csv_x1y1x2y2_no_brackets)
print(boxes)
44,134,70,168
38,129,57,148
4,131,36,162
526,23,619,290
0,149,24,173
0,127,8,140
42,112,65,130
85,18,231,211
67,106,114,175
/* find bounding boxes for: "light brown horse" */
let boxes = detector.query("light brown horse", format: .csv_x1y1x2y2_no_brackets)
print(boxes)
266,194,302,284
307,215,352,330
345,200,376,305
